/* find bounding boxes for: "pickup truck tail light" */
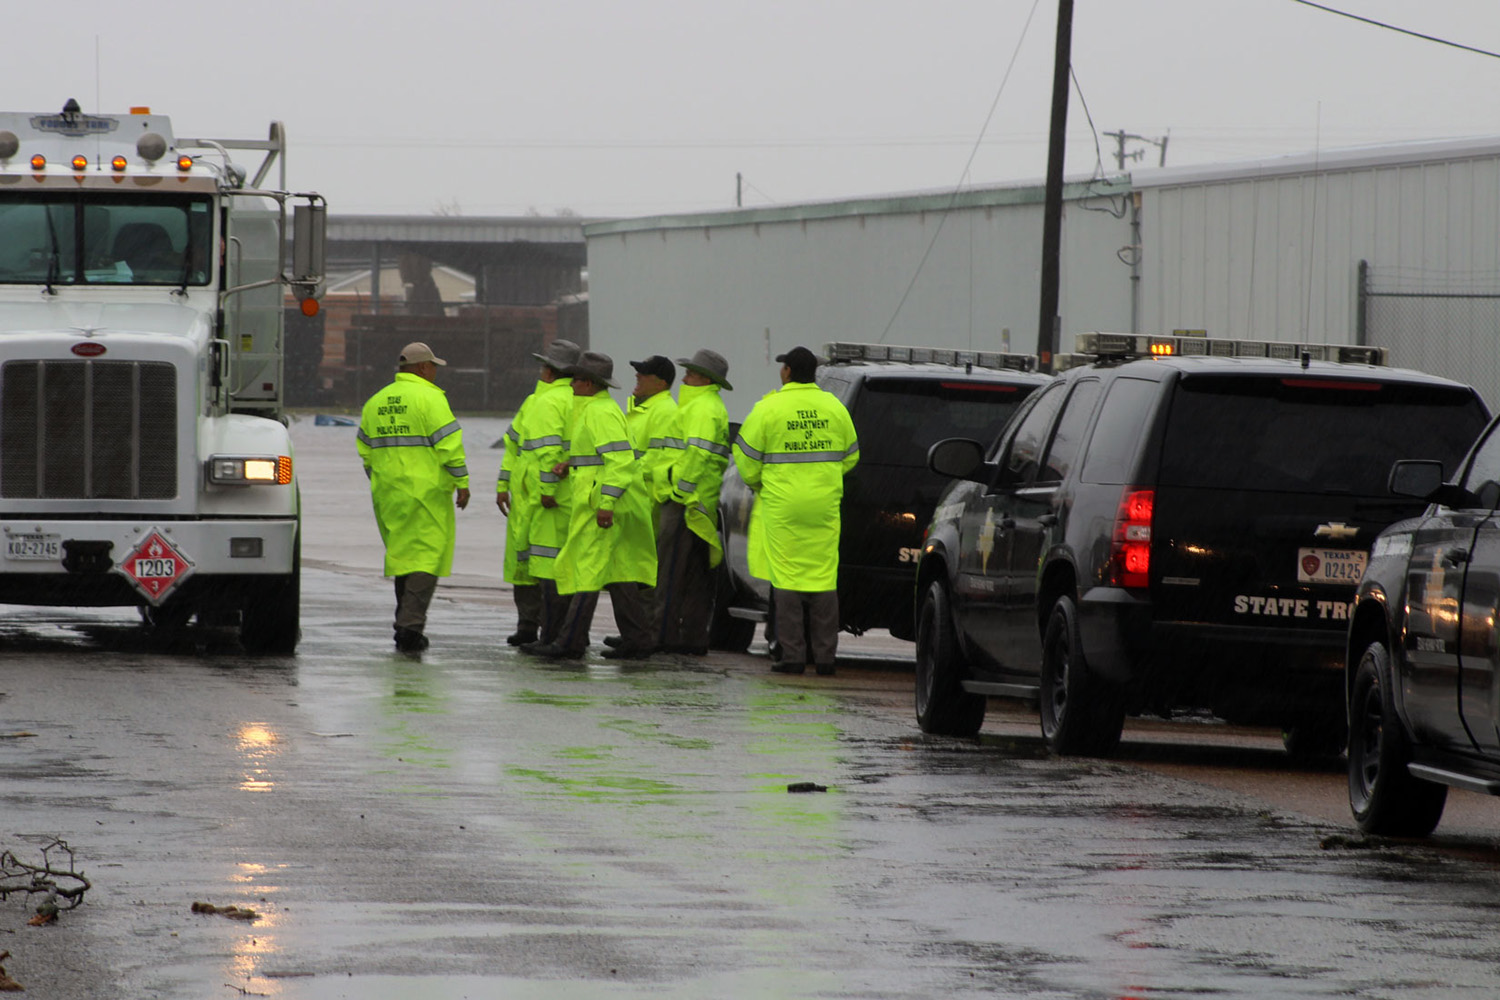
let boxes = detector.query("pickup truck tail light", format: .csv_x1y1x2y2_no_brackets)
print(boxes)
1107,488,1153,589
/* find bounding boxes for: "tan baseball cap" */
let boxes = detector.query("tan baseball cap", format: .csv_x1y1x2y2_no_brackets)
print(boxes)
398,342,447,366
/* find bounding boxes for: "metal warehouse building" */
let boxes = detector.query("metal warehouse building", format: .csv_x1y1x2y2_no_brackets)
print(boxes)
584,136,1500,418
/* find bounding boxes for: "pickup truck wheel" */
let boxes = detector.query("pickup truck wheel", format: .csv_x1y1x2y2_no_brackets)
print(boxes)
708,564,755,653
914,580,985,737
1348,642,1446,836
240,540,301,655
1039,595,1124,756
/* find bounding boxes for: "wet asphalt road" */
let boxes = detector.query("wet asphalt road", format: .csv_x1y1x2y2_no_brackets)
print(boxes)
5,416,1500,999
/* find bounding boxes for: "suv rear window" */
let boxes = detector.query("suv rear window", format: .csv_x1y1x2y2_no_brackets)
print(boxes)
1158,374,1487,495
854,377,1033,466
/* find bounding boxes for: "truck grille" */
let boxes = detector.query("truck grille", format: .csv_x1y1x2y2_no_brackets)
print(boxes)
1,360,178,500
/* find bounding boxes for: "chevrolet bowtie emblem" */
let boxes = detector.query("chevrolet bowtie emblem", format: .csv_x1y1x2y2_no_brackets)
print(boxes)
1315,522,1359,542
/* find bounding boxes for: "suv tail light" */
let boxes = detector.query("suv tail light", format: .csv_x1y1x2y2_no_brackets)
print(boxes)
1108,488,1153,589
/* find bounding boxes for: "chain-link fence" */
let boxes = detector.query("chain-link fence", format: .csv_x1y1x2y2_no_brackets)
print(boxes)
1359,261,1500,409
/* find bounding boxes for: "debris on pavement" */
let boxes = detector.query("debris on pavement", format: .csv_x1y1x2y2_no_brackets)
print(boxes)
786,782,828,793
0,950,22,991
192,901,259,921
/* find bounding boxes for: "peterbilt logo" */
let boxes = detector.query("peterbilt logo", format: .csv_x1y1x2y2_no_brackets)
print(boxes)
71,342,106,357
1314,522,1359,541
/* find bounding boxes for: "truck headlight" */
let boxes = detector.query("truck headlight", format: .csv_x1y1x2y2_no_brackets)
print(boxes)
207,455,292,485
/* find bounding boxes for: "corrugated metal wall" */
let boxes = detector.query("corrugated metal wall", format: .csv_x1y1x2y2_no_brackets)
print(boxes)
586,187,1133,420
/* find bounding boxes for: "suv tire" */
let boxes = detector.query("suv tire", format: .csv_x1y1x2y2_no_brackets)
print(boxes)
1348,641,1447,836
915,580,986,737
1040,595,1125,756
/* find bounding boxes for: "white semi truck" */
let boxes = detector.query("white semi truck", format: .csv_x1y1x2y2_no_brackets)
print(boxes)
0,101,325,652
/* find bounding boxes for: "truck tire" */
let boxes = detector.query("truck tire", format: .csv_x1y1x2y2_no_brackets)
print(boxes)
241,538,301,655
1348,641,1446,836
1039,595,1124,756
914,580,985,737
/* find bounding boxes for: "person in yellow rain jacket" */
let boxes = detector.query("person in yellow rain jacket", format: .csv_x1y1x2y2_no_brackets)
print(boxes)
733,345,858,676
496,339,581,647
653,348,733,655
524,352,658,660
515,341,586,646
357,342,471,653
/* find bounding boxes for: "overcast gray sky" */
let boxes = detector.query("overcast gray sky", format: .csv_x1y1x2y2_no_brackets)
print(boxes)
11,1,1500,218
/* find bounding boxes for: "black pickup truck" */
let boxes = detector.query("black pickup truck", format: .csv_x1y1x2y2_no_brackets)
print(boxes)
1347,414,1500,836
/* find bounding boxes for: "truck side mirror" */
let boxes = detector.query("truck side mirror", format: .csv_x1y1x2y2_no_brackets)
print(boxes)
290,202,326,297
1389,459,1477,508
928,438,987,481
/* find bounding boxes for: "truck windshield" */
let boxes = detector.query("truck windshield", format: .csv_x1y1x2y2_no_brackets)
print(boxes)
0,193,212,287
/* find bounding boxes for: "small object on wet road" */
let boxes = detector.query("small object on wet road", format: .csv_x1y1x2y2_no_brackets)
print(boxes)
0,950,23,991
0,732,36,739
786,782,828,793
191,901,259,921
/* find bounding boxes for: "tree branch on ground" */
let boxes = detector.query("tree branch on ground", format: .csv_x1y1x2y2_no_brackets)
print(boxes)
0,839,90,912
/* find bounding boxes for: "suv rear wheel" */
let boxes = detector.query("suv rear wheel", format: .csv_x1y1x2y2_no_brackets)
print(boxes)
1040,595,1125,756
1348,641,1447,836
915,580,985,737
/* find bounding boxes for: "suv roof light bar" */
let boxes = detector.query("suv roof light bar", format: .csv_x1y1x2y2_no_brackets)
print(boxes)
1073,333,1387,367
823,341,1038,372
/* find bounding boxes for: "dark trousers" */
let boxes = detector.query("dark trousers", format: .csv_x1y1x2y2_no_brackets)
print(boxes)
393,572,439,633
654,503,714,650
513,583,542,637
537,578,566,644
773,588,839,667
554,583,655,654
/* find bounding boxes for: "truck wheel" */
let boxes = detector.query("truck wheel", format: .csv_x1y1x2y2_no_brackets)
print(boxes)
1039,595,1124,756
708,561,755,653
1348,642,1446,836
914,580,985,737
241,541,301,655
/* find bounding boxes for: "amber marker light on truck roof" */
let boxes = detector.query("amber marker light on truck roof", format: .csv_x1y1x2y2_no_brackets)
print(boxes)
176,155,193,171
111,156,127,172
30,154,45,171
71,155,88,171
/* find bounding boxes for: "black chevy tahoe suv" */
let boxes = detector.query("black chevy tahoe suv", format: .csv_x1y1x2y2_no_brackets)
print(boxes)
712,342,1051,650
915,333,1489,755
1347,414,1500,836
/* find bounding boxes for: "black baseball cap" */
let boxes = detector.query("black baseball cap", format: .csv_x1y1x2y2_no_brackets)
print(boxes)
775,345,819,381
629,355,676,385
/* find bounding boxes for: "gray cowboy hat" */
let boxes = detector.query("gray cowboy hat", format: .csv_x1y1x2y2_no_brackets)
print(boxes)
565,350,620,388
676,348,734,390
532,338,582,372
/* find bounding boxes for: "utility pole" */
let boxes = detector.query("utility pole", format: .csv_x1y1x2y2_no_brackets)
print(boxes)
736,172,742,208
1036,0,1074,374
1105,129,1170,170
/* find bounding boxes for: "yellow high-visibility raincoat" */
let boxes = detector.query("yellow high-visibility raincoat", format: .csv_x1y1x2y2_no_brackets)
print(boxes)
521,378,580,581
497,382,541,585
357,372,470,577
625,388,682,510
668,382,731,567
733,381,858,591
555,392,657,594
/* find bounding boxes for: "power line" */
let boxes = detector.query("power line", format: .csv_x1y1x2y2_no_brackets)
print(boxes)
1291,1,1500,60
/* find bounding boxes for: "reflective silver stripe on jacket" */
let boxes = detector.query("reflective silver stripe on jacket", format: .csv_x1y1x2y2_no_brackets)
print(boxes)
529,545,560,559
515,546,530,562
445,464,469,478
677,479,697,493
600,484,625,498
431,421,461,444
497,469,511,482
686,437,731,457
733,434,763,461
357,431,436,449
762,449,853,464
540,471,562,483
633,449,645,459
507,426,520,443
522,434,565,450
597,440,632,454
650,436,687,450
571,455,605,467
